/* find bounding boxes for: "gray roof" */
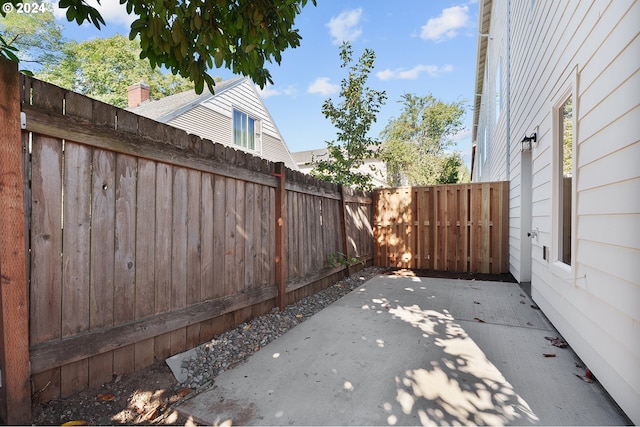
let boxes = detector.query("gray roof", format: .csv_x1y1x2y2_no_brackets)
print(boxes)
128,76,245,122
292,148,330,165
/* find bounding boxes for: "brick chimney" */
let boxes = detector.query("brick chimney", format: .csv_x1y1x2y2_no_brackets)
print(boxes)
127,81,150,108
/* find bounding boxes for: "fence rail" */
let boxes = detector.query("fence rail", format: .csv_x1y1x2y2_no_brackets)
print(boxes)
0,58,510,424
373,183,509,273
0,59,373,423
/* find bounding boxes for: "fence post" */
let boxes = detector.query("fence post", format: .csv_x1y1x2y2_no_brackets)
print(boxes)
274,163,287,310
339,185,351,276
0,59,32,424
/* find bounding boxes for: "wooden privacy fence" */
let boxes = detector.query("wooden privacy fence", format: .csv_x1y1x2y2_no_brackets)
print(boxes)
0,59,373,424
373,183,509,273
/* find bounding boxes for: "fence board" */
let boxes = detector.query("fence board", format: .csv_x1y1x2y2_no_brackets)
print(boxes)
261,186,271,286
253,185,263,287
88,149,116,390
290,191,299,277
30,135,63,346
0,59,31,424
186,170,202,348
154,163,172,360
60,142,91,396
113,154,137,374
200,174,215,300
225,178,237,297
234,179,246,295
374,183,509,274
170,167,188,355
134,159,156,370
11,73,374,407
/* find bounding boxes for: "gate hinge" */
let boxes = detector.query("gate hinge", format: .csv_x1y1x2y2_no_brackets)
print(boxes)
20,112,26,130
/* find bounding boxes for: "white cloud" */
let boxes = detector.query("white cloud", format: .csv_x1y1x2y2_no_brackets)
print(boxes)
377,64,454,80
307,77,339,95
88,0,135,27
48,0,134,27
452,128,471,142
420,5,470,42
326,8,363,45
257,84,298,99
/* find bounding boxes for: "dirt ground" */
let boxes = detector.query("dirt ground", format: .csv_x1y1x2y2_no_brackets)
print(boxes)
31,268,518,426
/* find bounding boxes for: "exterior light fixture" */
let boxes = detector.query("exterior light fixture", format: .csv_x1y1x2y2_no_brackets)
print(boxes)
521,132,536,152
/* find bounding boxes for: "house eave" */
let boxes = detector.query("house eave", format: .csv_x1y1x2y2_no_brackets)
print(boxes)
472,0,492,143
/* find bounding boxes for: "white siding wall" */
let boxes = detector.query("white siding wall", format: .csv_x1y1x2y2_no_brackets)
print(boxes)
475,0,529,280
200,79,297,169
477,0,640,422
169,106,230,146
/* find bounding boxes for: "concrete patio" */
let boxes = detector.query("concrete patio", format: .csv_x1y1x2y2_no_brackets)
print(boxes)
176,274,630,425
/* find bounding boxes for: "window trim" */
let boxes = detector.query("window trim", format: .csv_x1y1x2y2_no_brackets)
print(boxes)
550,69,578,281
232,107,258,151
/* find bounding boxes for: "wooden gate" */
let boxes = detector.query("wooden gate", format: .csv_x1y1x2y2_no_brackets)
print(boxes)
373,182,509,274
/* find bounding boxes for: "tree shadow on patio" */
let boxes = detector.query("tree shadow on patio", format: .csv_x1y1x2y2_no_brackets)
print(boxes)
379,300,539,426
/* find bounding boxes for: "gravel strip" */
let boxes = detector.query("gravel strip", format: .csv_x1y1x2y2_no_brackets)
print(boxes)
179,266,387,391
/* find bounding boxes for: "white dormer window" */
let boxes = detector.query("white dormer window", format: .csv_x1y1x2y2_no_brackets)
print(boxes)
233,109,255,150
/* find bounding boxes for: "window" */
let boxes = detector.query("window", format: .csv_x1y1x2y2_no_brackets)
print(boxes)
233,109,255,150
557,95,573,265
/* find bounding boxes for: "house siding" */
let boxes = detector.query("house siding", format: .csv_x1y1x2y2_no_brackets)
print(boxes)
199,79,297,169
473,0,640,423
133,78,298,170
168,106,231,147
262,133,292,167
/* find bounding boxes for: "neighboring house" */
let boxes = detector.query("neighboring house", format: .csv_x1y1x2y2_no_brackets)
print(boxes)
471,0,639,423
127,77,298,170
292,148,388,188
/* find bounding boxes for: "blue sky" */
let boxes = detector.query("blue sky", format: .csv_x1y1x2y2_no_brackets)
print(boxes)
50,0,479,163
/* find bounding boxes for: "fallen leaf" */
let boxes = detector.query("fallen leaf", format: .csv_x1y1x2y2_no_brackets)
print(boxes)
531,304,540,310
585,369,594,380
520,300,526,304
575,373,593,383
244,324,252,330
97,393,115,401
473,301,481,305
295,314,303,318
520,293,526,298
527,321,534,326
543,353,556,357
62,421,89,426
545,336,568,348
473,317,485,323
142,404,161,421
175,388,192,399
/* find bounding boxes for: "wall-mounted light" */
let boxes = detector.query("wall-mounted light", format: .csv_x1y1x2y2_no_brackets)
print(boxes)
521,132,537,152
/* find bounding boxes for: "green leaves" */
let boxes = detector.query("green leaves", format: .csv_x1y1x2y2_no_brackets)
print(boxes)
0,35,19,62
58,0,106,28
123,0,316,93
1,0,316,95
380,93,468,186
36,34,195,108
311,42,387,192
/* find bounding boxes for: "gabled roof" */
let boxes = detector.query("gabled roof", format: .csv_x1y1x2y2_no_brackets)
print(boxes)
292,148,330,165
129,76,245,122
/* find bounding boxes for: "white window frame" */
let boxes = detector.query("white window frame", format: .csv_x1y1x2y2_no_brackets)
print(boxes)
550,69,578,280
233,108,258,151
